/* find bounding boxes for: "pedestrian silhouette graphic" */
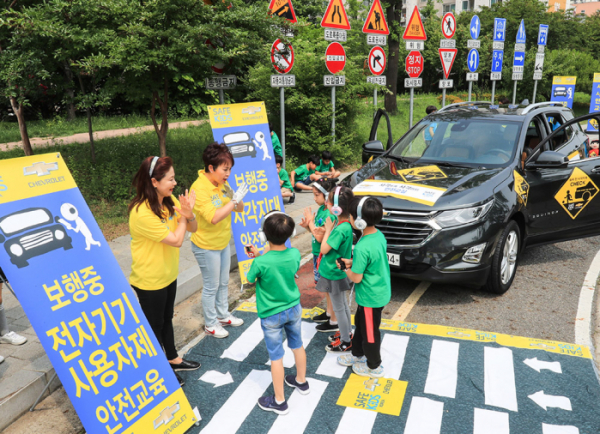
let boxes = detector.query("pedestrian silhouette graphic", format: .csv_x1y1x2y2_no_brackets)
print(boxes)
565,190,572,204
374,11,381,30
332,5,341,23
446,17,453,34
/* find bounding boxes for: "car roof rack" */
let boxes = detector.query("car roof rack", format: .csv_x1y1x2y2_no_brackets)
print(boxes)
438,101,493,112
521,102,565,115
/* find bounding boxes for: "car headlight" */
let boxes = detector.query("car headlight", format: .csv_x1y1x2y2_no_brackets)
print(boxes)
434,200,494,229
55,229,65,240
249,146,254,151
10,244,23,257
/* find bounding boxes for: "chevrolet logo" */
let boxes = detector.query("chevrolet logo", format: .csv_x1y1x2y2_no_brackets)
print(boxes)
23,162,58,177
363,377,380,392
242,105,262,115
153,402,180,429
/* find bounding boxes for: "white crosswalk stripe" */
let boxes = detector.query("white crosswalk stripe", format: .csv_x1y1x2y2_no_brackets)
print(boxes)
473,408,510,434
424,339,459,398
267,321,318,368
316,352,348,378
403,396,444,434
221,318,263,362
542,424,580,434
484,347,518,412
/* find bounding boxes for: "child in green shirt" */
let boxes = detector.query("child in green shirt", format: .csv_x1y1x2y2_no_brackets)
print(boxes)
269,123,282,158
290,155,320,191
315,151,341,179
337,196,390,378
276,155,295,204
247,212,309,415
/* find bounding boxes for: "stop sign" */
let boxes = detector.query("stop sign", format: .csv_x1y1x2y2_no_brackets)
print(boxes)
325,42,346,74
405,50,424,78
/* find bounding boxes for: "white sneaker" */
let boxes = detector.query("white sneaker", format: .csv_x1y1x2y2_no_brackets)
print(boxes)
0,331,27,346
219,314,244,327
0,355,4,364
205,323,229,338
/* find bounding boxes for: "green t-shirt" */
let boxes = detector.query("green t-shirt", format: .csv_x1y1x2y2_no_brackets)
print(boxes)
317,159,334,173
319,221,353,280
312,205,337,255
271,132,282,157
279,168,293,190
352,230,391,308
246,248,301,318
293,164,315,182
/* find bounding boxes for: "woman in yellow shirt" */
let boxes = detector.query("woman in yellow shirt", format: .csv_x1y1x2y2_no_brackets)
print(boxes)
191,143,248,338
129,156,200,386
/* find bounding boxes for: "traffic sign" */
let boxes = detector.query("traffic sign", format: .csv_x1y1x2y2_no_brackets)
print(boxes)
538,24,549,46
321,0,351,30
492,50,504,73
404,78,422,88
516,19,526,44
534,53,545,80
551,76,576,108
438,48,457,79
467,40,480,49
367,35,386,46
403,6,427,41
470,15,480,39
405,50,424,78
324,75,346,86
442,13,456,39
367,76,386,85
325,42,346,74
494,18,506,42
439,79,453,89
513,51,525,72
270,75,296,87
206,76,236,90
268,0,298,23
468,48,479,73
206,39,225,74
491,72,502,81
440,39,455,48
324,29,347,42
368,46,386,76
466,73,478,81
406,41,424,51
362,0,389,35
271,39,294,74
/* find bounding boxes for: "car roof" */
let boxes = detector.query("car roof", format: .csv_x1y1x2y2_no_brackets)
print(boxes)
427,105,573,123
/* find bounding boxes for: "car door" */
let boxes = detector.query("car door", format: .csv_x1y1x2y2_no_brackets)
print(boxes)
542,111,584,161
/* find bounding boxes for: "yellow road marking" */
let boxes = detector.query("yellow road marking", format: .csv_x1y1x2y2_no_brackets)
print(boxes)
391,282,431,322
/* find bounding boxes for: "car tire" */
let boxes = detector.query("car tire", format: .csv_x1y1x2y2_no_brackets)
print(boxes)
484,220,520,295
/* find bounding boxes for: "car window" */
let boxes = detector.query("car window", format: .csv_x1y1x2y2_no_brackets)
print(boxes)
0,209,51,235
223,132,250,144
544,113,572,151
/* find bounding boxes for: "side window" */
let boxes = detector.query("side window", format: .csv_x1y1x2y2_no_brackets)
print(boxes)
522,117,545,167
544,113,572,152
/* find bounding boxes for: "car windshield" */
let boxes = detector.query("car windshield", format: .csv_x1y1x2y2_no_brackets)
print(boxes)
0,209,51,235
223,132,250,144
389,118,522,168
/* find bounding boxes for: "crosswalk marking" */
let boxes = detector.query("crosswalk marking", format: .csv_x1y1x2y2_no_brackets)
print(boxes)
473,408,510,434
268,378,328,434
484,347,518,412
199,369,272,434
316,352,347,378
221,318,263,361
424,339,459,398
542,424,580,434
403,396,444,434
267,321,318,368
334,334,410,433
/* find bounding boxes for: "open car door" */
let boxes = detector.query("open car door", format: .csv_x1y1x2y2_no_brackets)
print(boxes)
362,109,394,164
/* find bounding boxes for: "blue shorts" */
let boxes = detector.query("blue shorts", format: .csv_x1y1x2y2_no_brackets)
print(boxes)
261,304,303,361
313,255,321,282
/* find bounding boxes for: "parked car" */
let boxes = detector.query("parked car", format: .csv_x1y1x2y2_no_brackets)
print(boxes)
223,132,257,159
347,103,600,294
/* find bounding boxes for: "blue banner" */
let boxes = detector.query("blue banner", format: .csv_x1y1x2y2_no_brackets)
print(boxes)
551,76,577,109
587,73,600,133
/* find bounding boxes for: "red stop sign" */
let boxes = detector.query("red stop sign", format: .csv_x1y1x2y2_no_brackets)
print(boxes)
325,42,346,74
405,50,424,78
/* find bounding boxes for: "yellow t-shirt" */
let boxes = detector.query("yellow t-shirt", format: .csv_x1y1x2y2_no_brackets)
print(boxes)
129,196,181,290
190,171,235,250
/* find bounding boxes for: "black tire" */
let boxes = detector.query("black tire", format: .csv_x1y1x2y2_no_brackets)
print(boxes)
484,220,520,294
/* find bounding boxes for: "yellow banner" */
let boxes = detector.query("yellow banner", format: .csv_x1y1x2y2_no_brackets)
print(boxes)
553,76,577,85
124,388,196,434
337,374,407,416
594,73,600,83
208,102,269,130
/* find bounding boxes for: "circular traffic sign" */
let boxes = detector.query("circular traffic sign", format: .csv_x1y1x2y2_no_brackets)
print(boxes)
368,46,386,76
325,42,346,74
206,39,225,74
470,15,481,39
271,39,295,74
442,12,456,39
405,50,424,78
468,48,480,73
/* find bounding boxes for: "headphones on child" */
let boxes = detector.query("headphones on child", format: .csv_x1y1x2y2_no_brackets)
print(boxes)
331,186,343,216
313,182,329,201
258,211,297,244
354,196,370,231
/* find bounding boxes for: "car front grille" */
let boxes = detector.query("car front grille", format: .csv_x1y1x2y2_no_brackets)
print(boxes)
231,145,248,154
20,230,54,250
376,210,438,247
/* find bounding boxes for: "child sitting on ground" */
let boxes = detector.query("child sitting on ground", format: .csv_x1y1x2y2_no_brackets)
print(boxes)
315,151,341,179
247,212,309,415
290,155,320,191
337,196,391,378
276,155,295,204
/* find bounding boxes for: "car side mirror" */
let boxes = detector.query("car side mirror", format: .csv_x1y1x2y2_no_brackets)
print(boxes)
526,150,568,169
362,140,385,155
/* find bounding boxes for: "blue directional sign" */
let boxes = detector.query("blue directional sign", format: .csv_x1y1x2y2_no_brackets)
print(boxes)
470,15,480,40
492,50,504,72
494,18,506,42
468,48,479,72
513,51,525,68
538,24,549,46
516,19,526,44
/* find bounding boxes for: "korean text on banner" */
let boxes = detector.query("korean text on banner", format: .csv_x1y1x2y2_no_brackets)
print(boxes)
0,153,196,434
207,102,286,284
587,73,600,133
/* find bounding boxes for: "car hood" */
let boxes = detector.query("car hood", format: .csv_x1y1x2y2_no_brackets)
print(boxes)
344,157,510,211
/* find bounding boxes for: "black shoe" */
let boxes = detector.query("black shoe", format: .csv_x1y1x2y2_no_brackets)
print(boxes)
288,192,295,204
316,321,339,333
175,372,185,387
312,311,330,323
170,358,201,371
326,340,352,353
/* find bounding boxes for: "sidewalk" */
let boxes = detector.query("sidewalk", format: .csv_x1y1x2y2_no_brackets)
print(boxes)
0,175,346,432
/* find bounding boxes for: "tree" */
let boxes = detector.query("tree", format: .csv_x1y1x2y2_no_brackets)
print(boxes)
384,0,402,113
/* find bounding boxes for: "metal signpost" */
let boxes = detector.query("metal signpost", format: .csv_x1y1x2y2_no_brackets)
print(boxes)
467,48,479,102
403,6,427,128
439,12,456,107
325,42,346,144
512,19,526,105
270,39,295,168
532,24,549,103
491,18,506,104
206,39,232,104
362,0,389,114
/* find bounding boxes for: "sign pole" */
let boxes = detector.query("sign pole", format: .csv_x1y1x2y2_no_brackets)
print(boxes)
442,89,446,107
513,81,518,105
280,87,286,169
219,89,225,104
332,86,336,144
532,80,538,104
374,89,377,115
409,88,414,128
468,82,472,102
491,81,496,104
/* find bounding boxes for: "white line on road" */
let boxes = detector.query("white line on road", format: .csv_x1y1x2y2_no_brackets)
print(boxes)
424,339,459,398
574,248,600,347
484,347,518,412
542,423,580,434
221,318,263,362
403,396,444,434
266,320,318,368
473,408,510,434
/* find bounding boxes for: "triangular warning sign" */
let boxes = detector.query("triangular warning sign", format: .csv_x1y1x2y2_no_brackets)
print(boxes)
269,0,298,24
439,48,457,79
321,0,351,30
362,0,389,35
403,6,427,40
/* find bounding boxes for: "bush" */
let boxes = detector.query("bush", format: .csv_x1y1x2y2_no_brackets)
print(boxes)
438,94,464,105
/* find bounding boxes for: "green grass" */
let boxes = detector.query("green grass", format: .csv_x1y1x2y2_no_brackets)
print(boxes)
0,113,204,144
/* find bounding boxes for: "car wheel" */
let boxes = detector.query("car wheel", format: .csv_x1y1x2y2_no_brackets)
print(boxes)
484,220,520,294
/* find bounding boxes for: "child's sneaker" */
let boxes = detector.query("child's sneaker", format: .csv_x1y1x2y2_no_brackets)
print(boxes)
316,321,339,333
0,331,27,345
219,314,244,327
326,339,352,353
288,192,295,204
352,362,385,378
311,311,329,323
337,354,366,366
284,375,310,395
204,323,229,338
258,395,289,415
328,331,340,342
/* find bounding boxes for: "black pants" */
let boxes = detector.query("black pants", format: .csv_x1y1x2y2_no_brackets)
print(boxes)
132,280,178,361
352,305,383,369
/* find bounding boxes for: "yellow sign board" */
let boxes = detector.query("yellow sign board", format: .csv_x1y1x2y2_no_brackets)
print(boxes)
594,73,600,83
268,0,298,23
552,76,577,85
337,374,408,416
513,171,529,205
399,165,447,183
321,0,351,30
362,0,389,35
554,167,599,219
402,6,427,40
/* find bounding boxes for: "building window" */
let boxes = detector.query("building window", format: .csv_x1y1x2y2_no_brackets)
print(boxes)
462,0,469,9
